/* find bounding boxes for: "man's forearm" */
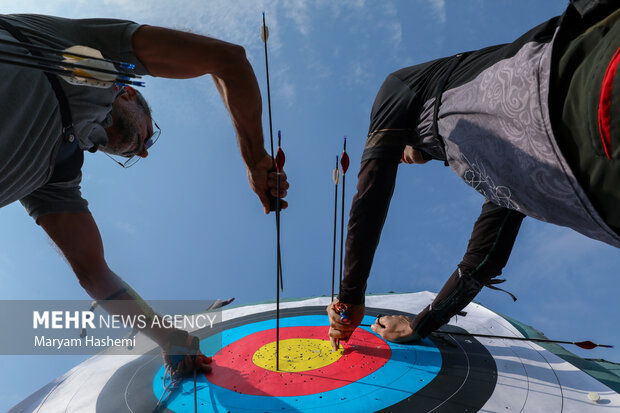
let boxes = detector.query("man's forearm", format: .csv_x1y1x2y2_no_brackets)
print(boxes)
79,266,177,348
412,201,525,337
339,158,399,304
212,59,267,169
459,201,525,279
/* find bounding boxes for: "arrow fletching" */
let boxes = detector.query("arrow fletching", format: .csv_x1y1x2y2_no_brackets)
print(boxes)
576,341,597,350
574,340,613,349
341,136,349,173
276,148,285,172
333,168,340,185
261,12,270,42
340,152,350,174
61,45,117,88
261,25,269,42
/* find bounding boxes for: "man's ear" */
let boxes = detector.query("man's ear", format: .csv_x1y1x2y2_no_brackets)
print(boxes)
122,86,137,98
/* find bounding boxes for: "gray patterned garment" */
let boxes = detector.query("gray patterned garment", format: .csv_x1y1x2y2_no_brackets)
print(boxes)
362,11,620,249
439,34,620,248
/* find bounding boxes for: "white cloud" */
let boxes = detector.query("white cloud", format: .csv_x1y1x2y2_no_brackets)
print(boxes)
430,0,447,24
349,61,372,86
112,220,137,236
278,79,296,107
282,1,312,37
388,22,403,46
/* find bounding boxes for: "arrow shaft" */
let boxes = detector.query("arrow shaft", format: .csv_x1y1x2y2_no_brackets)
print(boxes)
332,158,339,301
0,56,143,87
434,331,613,348
193,367,197,413
262,14,275,160
339,172,346,292
262,13,280,370
0,37,135,69
0,48,139,78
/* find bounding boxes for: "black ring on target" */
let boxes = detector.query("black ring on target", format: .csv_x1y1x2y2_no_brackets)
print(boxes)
96,306,497,412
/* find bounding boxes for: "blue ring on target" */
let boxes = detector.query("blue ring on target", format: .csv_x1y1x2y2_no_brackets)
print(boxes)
152,315,442,412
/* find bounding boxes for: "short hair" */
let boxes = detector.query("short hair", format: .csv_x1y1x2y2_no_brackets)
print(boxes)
134,89,152,118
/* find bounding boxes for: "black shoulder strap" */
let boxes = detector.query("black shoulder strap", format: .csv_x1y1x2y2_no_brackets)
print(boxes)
0,16,76,143
0,16,84,183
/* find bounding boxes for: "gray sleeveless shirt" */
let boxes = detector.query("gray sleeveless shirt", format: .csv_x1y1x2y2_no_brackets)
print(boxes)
436,31,620,248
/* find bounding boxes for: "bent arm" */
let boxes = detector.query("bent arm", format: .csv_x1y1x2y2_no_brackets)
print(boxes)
412,202,525,338
131,26,266,169
339,158,399,304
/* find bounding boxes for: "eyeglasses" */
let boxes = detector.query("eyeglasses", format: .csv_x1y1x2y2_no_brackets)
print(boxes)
104,120,161,168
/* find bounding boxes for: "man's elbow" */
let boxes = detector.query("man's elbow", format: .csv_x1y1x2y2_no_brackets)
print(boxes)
213,43,249,75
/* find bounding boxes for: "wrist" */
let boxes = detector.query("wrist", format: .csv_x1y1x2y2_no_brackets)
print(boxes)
337,291,365,305
245,149,270,171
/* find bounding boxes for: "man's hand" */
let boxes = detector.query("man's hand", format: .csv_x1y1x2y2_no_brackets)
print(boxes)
326,299,365,351
165,351,213,377
371,314,421,343
400,145,429,164
162,332,212,378
247,153,289,214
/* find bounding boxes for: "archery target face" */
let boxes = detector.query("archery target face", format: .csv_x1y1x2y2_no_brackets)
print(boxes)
97,307,497,412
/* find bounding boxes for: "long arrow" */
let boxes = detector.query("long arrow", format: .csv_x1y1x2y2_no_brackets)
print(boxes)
338,137,349,293
276,132,285,293
358,324,613,349
261,13,285,371
261,13,275,165
0,48,140,79
360,317,613,349
331,156,340,301
0,37,136,69
0,56,144,87
275,131,286,371
433,331,614,349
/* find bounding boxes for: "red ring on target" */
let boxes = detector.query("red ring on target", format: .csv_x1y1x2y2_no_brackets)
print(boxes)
207,326,390,397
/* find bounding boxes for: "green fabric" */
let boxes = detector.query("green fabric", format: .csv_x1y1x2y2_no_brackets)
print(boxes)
499,311,620,394
552,7,620,232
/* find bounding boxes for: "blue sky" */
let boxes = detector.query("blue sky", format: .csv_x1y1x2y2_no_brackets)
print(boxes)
1,0,619,409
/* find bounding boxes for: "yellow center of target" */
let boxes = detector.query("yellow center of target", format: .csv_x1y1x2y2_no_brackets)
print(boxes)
252,338,344,372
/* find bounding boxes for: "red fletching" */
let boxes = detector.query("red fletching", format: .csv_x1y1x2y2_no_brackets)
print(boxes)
340,152,349,174
576,341,597,350
275,147,285,172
